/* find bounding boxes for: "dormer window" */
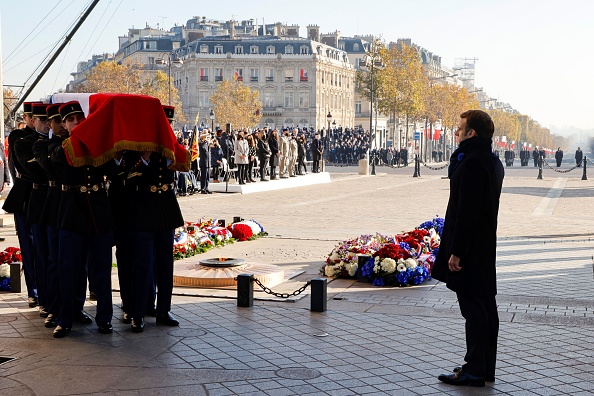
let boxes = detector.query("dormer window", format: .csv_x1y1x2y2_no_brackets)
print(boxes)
200,45,208,54
235,45,244,54
250,45,259,54
267,45,275,54
353,43,359,51
215,45,223,54
284,45,294,54
300,45,309,55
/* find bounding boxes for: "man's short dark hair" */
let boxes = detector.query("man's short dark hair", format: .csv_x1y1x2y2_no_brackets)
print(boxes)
460,110,494,139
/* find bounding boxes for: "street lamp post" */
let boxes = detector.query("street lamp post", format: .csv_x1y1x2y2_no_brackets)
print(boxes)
156,53,183,106
325,111,332,172
209,109,215,131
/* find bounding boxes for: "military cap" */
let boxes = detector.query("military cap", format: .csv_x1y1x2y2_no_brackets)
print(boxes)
31,103,48,118
46,103,63,121
23,101,43,115
162,105,175,121
59,101,84,120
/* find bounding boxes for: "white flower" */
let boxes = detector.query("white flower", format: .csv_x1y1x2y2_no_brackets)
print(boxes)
380,258,396,273
397,263,407,272
423,236,431,243
345,262,358,277
325,265,338,277
405,258,418,268
0,263,9,278
329,252,340,262
373,263,381,273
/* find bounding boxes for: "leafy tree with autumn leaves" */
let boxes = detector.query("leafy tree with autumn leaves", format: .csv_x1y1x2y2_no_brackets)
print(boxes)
3,87,19,127
73,61,186,124
209,77,262,130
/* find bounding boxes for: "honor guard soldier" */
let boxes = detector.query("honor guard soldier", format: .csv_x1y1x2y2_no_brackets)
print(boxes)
32,103,68,328
50,101,115,338
3,101,40,307
116,105,183,332
14,103,51,318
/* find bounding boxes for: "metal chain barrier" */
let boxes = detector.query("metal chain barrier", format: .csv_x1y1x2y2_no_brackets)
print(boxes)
420,160,450,170
542,158,579,173
587,157,594,166
252,277,311,299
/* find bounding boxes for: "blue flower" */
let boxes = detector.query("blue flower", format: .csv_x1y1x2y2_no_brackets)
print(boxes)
372,277,385,286
396,271,409,286
412,275,424,285
399,242,411,251
0,277,10,291
361,259,375,278
457,153,465,161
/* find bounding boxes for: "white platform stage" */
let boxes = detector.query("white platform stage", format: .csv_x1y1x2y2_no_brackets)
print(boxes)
207,172,331,194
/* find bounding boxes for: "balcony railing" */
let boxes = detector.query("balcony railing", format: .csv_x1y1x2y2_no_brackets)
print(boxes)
215,76,223,81
250,77,259,82
300,77,308,82
266,77,274,82
285,77,294,82
200,76,209,81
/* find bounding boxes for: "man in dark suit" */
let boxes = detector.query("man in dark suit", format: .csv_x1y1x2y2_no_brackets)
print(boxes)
311,133,323,173
532,147,539,167
575,147,583,167
555,148,563,167
432,110,504,387
3,102,39,307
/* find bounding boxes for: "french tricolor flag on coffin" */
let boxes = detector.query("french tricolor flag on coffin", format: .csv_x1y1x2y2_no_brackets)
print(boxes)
50,93,190,171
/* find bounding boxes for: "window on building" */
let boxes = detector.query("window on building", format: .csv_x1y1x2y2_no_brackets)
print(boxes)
284,92,294,108
299,69,308,82
264,91,275,108
148,57,155,64
215,45,223,54
284,68,294,82
250,45,259,54
298,92,309,108
353,43,359,51
198,91,210,107
265,68,274,82
234,68,244,81
145,41,157,50
199,68,209,82
300,46,309,55
250,68,259,82
355,101,362,114
267,45,275,54
214,68,223,82
284,118,294,127
200,45,208,54
235,45,244,55
284,45,294,54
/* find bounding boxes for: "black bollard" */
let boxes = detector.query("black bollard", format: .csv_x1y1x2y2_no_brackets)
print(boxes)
357,255,371,283
371,155,376,175
218,219,226,227
310,278,327,312
233,216,243,224
537,155,543,180
413,154,420,177
237,274,253,307
582,157,588,181
10,262,21,293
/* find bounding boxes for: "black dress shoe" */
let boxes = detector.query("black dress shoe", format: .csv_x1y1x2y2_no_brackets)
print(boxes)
453,366,494,382
98,322,113,334
53,325,71,338
122,312,132,324
131,318,145,333
74,310,93,325
156,312,179,326
27,296,38,308
145,307,157,317
44,314,57,328
39,306,49,318
438,368,485,387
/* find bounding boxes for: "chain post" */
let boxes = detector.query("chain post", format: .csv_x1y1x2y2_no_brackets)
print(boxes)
237,274,253,307
583,157,588,180
310,278,327,312
413,154,420,177
10,262,21,293
371,154,376,175
537,155,543,180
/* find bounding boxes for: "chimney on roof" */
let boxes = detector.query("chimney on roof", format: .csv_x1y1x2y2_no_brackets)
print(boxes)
229,20,235,38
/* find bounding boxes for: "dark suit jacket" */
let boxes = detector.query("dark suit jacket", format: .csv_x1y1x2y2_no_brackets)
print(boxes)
118,151,183,232
432,136,504,297
3,127,35,214
33,135,64,227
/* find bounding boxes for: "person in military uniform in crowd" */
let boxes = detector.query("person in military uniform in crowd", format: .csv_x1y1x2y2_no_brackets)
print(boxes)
115,107,184,332
14,103,51,318
3,101,40,307
401,147,408,166
50,101,114,338
575,147,583,167
532,147,539,167
32,103,72,328
555,147,563,167
198,131,212,193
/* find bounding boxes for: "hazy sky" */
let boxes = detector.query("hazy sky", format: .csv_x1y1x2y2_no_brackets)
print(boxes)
1,0,592,132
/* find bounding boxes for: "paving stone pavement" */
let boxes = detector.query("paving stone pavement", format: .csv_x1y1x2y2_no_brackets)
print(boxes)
1,163,594,395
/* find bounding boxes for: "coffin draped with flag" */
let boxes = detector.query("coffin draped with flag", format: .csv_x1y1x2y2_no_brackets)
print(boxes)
60,93,190,171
